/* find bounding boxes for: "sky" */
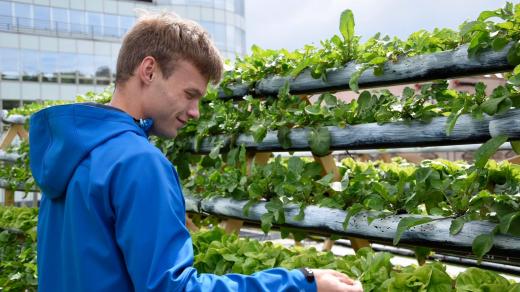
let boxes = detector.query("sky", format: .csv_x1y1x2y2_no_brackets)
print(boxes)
244,0,513,53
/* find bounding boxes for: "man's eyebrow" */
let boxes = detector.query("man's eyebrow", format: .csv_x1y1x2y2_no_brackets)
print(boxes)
185,88,203,98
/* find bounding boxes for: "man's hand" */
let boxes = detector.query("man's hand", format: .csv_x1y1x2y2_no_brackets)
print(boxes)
313,269,363,292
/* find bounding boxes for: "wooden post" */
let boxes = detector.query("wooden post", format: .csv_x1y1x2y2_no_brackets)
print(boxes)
222,151,272,234
4,190,14,206
32,192,38,208
313,154,371,252
15,124,29,140
1,124,29,206
507,155,520,164
0,126,19,150
185,214,199,232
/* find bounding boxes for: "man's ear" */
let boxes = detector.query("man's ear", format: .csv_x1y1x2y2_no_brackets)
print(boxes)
138,56,156,85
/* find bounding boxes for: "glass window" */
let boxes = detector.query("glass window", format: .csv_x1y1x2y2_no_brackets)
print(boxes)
0,1,12,16
214,0,226,9
14,2,31,28
200,21,215,38
0,1,11,30
69,9,85,34
40,51,58,82
94,55,110,77
34,5,50,30
0,48,19,80
225,0,234,12
103,14,118,37
95,55,111,85
235,27,244,55
192,0,213,7
214,23,226,47
52,7,68,32
119,16,134,36
77,54,94,84
87,12,103,37
226,25,234,52
21,49,39,81
58,53,77,83
234,0,244,16
3,100,22,110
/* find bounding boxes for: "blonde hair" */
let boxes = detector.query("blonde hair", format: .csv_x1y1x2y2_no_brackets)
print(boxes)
115,11,223,85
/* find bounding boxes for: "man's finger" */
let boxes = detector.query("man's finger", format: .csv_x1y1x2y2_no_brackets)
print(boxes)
327,269,355,285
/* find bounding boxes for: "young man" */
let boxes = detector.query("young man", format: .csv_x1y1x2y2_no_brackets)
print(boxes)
29,12,363,292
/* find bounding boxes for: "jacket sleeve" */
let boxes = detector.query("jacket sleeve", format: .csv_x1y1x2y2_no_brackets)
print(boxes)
111,151,317,292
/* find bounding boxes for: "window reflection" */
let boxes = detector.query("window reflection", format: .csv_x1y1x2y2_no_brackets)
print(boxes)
234,0,244,16
95,55,111,85
214,23,226,48
77,54,94,84
0,48,19,80
119,15,134,36
69,10,85,34
87,12,103,37
21,50,39,81
214,0,226,9
14,2,31,29
104,14,118,37
34,5,50,30
40,51,58,82
52,7,68,32
0,1,244,49
58,53,77,84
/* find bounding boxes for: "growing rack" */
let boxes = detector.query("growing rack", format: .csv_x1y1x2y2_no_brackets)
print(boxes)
180,42,520,263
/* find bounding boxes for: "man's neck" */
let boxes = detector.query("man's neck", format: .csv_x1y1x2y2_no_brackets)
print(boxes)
110,84,144,119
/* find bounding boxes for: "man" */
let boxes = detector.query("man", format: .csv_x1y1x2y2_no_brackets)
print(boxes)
29,11,363,292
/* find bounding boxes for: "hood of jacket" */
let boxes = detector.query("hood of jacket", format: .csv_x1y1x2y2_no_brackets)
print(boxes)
29,103,150,199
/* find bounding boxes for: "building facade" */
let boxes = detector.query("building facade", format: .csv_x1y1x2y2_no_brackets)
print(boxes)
0,0,246,109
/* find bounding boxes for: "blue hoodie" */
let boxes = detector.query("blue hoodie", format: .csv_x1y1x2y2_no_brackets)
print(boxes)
29,103,316,292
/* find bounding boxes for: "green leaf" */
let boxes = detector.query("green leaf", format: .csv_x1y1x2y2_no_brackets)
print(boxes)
414,246,431,265
415,167,433,183
472,233,494,262
394,217,433,245
316,173,334,186
308,127,331,157
287,156,305,174
480,96,507,115
499,211,520,236
369,56,387,65
260,213,274,234
474,135,509,169
492,37,508,51
477,10,499,21
511,141,520,155
209,143,222,160
450,217,466,235
277,126,292,149
349,65,369,93
507,41,520,65
343,203,364,230
251,124,267,143
456,267,511,291
304,104,321,115
339,9,355,42
323,93,337,108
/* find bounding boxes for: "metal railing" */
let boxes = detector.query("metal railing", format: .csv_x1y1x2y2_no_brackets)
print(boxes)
0,15,129,40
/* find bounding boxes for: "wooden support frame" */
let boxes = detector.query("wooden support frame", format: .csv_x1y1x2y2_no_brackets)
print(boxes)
1,124,28,206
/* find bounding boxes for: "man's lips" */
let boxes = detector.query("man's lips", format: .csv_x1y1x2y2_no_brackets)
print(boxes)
177,118,187,125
